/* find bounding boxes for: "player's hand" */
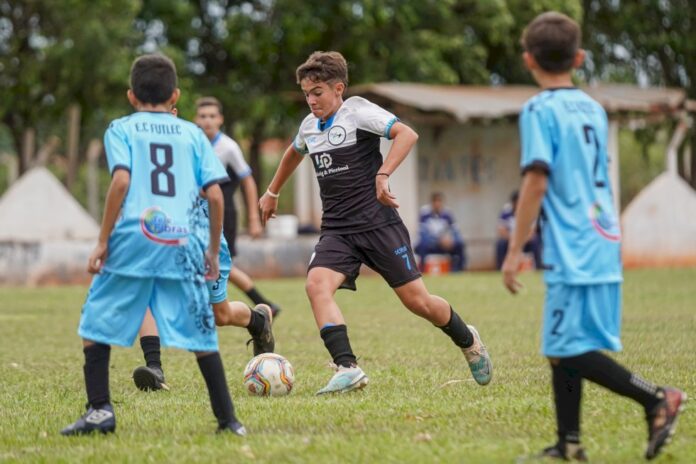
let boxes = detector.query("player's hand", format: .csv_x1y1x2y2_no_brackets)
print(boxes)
205,249,220,281
87,242,108,274
258,192,278,226
248,218,263,239
502,250,524,294
376,175,399,208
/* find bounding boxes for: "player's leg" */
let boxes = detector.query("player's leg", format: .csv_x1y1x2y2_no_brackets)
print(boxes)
150,277,245,435
392,278,492,386
228,266,282,318
62,273,152,435
306,266,368,395
209,265,275,355
132,308,168,391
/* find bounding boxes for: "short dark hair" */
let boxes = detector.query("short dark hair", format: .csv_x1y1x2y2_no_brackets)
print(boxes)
296,51,348,87
129,54,178,104
521,12,581,73
431,192,444,202
195,96,223,114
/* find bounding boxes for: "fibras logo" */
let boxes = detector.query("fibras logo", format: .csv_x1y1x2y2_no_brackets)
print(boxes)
140,207,189,245
589,202,620,242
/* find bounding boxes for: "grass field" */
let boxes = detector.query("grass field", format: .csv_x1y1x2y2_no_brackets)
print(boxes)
1,269,694,463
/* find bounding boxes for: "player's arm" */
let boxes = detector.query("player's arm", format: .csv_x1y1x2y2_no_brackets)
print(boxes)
205,183,224,280
502,169,547,294
376,122,418,208
88,169,130,274
259,144,304,225
240,176,262,238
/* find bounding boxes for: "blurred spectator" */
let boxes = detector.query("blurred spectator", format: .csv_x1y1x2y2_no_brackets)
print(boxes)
415,192,466,272
495,191,542,270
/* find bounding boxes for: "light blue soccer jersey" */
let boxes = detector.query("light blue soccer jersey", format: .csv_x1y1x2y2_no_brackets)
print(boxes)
103,112,228,280
519,88,622,284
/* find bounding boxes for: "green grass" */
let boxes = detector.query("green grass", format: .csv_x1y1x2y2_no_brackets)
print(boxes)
1,269,695,463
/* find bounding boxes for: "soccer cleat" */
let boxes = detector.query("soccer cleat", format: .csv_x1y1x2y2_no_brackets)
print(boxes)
217,420,247,437
132,366,170,391
645,387,687,460
536,442,588,461
316,364,369,395
60,403,116,436
461,325,493,386
269,304,282,321
246,304,275,356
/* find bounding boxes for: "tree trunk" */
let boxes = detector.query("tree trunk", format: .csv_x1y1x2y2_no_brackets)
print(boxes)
248,122,265,190
21,128,35,172
65,104,81,191
86,139,103,220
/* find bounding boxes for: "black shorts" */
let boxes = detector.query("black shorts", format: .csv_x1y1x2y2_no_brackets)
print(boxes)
223,207,237,257
308,222,422,290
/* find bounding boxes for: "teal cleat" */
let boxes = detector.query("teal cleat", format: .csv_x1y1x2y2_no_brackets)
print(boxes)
462,325,493,386
316,364,369,395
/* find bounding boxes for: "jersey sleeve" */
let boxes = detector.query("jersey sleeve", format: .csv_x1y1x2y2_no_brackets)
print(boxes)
349,97,399,139
103,121,131,175
222,139,252,179
293,126,309,155
519,103,553,175
196,130,229,190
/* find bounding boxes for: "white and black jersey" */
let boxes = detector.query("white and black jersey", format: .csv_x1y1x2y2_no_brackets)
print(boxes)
294,96,402,234
211,132,252,255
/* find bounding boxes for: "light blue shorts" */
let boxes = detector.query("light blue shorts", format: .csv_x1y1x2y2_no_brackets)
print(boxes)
79,272,218,352
542,282,623,357
206,267,230,304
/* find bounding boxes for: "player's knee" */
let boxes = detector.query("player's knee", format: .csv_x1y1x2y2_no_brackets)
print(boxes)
305,277,328,300
547,357,560,366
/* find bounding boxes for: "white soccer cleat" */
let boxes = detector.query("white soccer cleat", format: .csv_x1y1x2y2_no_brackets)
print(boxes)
316,364,369,395
462,325,493,386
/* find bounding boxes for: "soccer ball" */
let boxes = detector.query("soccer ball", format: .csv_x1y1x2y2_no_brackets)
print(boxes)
243,353,295,397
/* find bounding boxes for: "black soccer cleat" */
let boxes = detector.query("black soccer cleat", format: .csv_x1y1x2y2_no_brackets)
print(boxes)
61,403,116,436
132,366,170,391
217,420,247,437
537,442,588,461
247,304,275,356
645,387,687,460
269,304,282,321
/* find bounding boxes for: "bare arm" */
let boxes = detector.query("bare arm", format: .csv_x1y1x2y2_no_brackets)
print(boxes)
88,169,130,273
258,144,304,225
240,175,262,238
205,183,224,280
502,169,547,293
376,122,418,208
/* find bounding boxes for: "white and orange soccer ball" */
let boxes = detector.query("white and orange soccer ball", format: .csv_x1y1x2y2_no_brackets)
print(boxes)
243,353,295,397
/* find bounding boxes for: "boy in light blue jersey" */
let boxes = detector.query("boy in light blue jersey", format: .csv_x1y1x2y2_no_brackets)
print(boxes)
61,54,245,437
502,12,685,461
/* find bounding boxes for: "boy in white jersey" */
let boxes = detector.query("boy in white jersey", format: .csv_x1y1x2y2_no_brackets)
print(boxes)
502,12,685,461
61,54,245,436
259,51,492,395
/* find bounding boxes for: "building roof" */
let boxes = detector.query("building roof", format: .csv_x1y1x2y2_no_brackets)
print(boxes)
0,167,99,241
351,83,687,123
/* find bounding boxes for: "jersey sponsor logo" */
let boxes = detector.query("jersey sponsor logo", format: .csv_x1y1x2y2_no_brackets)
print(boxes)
589,202,620,241
313,153,350,178
327,125,347,146
314,153,333,169
140,206,189,246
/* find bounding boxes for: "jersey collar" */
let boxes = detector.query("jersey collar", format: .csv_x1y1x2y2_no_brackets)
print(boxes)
211,132,222,146
317,112,337,132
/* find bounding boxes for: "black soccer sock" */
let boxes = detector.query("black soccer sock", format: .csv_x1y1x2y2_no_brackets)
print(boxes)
246,306,265,337
197,352,236,427
437,307,474,348
140,335,162,370
83,343,111,409
245,287,272,306
320,324,357,368
561,351,661,411
551,362,582,444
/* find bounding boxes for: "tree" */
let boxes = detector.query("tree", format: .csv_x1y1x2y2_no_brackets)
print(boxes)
0,0,140,173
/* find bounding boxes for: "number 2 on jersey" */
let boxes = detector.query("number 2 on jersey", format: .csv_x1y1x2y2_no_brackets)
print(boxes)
150,143,176,196
582,125,605,188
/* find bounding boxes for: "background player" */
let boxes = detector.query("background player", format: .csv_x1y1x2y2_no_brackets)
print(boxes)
259,51,492,395
61,54,245,436
195,97,282,318
501,12,685,461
